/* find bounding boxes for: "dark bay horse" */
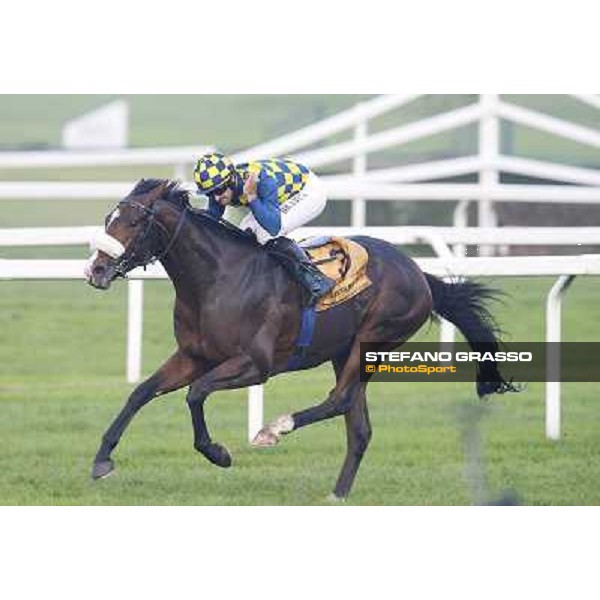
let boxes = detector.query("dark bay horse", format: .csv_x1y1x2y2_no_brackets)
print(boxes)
86,179,516,499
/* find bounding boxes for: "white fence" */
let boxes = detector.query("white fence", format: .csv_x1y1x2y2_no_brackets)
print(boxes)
1,180,599,204
2,251,600,442
1,94,598,237
5,224,600,249
3,223,599,383
0,145,213,170
5,222,598,394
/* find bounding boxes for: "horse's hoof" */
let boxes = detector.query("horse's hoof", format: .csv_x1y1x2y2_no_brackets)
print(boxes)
251,429,279,447
199,443,232,468
327,493,347,503
92,460,114,480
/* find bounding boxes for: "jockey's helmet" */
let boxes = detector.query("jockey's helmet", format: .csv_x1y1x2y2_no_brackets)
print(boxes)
194,152,236,194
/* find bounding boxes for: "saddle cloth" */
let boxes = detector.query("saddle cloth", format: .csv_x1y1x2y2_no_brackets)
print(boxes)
300,236,372,312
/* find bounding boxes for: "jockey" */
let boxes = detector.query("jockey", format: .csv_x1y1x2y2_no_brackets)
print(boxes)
193,152,335,306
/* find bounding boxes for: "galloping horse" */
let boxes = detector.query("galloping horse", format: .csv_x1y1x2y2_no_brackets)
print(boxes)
86,179,516,499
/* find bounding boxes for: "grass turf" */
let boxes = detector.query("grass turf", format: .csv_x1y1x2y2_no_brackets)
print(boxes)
1,275,599,505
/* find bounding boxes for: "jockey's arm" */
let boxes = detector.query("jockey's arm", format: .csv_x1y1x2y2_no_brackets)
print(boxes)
247,174,281,236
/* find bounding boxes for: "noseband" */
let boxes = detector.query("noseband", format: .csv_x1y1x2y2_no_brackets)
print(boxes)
113,199,188,277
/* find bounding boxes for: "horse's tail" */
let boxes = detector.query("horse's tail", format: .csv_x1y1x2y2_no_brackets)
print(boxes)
424,273,519,397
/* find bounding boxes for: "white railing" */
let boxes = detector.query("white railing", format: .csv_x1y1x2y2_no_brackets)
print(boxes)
230,95,418,164
2,251,599,442
1,179,598,204
0,145,213,170
3,222,599,389
1,95,597,228
293,103,485,168
4,225,600,249
496,101,600,149
295,226,600,247
0,95,597,269
0,226,100,246
234,93,598,236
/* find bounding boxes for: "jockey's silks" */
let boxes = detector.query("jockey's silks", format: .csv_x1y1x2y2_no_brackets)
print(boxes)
207,159,310,236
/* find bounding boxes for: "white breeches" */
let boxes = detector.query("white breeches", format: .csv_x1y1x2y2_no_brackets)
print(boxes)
239,172,327,245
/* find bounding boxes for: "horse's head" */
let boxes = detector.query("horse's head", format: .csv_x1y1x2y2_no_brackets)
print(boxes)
85,179,174,290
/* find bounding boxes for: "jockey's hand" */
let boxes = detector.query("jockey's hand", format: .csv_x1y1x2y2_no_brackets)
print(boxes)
243,174,259,202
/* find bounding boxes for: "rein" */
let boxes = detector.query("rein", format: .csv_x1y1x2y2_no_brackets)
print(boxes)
114,199,188,276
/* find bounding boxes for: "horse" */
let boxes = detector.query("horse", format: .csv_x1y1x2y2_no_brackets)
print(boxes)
86,178,517,500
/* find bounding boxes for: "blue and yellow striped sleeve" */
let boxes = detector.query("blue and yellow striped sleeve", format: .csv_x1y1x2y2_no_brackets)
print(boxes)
247,172,281,236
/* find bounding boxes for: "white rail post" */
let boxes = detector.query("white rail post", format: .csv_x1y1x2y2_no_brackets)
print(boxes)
439,313,456,345
478,95,499,257
545,275,575,440
127,279,144,384
452,198,471,257
424,232,457,346
351,105,368,227
248,385,264,442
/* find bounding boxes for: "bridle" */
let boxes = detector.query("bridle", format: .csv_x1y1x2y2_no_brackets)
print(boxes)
112,198,188,277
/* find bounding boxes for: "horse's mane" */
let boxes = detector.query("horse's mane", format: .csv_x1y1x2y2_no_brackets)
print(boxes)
132,178,259,246
132,178,190,206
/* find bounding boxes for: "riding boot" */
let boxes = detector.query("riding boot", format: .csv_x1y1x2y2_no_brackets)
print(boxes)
265,237,336,306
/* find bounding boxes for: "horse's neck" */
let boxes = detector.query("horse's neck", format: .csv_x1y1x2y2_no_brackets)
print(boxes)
158,211,253,297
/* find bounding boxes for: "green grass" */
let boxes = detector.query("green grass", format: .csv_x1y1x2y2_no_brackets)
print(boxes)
1,275,599,505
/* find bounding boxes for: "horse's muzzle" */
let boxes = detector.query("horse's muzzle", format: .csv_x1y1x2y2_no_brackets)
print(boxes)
85,254,118,290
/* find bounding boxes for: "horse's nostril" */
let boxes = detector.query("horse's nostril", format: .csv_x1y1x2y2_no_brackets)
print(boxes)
93,265,106,275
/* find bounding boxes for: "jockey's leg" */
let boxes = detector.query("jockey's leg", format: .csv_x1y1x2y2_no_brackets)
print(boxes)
240,211,334,305
252,175,334,304
239,212,272,244
264,237,335,305
279,172,328,229
239,172,326,242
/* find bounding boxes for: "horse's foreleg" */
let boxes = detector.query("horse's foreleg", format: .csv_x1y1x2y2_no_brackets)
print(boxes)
186,354,266,468
92,351,201,479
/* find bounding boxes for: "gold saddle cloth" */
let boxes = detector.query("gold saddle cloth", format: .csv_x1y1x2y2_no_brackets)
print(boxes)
300,236,372,312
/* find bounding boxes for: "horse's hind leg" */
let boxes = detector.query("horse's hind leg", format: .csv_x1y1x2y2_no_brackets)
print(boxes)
332,385,372,500
253,342,364,444
253,345,371,496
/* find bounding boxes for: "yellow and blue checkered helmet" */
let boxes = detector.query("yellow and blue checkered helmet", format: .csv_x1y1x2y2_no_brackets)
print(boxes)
194,152,236,194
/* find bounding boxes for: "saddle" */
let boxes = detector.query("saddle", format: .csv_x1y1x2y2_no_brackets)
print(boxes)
299,236,372,312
